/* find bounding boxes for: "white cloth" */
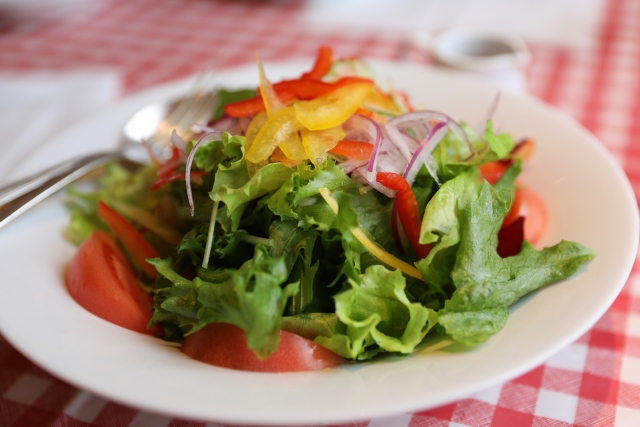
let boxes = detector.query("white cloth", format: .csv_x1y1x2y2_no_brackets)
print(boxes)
301,0,607,50
0,70,122,183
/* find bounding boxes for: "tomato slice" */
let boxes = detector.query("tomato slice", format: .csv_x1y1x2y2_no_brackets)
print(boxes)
502,189,522,228
183,323,345,372
66,231,160,336
479,161,508,185
97,201,158,279
519,188,548,245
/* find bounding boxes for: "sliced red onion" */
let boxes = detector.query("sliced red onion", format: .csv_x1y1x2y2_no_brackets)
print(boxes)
387,110,472,155
354,166,395,198
208,115,236,131
374,129,407,179
170,129,188,154
340,115,384,183
338,158,369,175
386,124,417,162
402,121,449,186
186,130,224,216
239,116,252,134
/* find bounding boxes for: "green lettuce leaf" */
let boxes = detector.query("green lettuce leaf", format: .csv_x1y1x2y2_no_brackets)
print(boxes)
484,120,515,159
314,265,437,360
438,182,596,344
149,246,299,359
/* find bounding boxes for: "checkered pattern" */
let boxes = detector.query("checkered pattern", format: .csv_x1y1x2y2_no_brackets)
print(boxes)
1,0,639,425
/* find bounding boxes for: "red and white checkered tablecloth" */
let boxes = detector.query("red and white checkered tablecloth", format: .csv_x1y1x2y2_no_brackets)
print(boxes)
1,0,640,426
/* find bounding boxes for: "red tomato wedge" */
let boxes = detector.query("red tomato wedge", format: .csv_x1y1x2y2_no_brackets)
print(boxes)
183,323,345,372
479,161,508,185
502,189,522,229
519,188,549,245
97,200,158,279
66,231,160,336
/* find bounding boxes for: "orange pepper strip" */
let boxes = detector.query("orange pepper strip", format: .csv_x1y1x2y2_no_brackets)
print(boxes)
271,147,300,167
97,201,159,279
301,46,333,80
329,140,373,161
376,172,432,260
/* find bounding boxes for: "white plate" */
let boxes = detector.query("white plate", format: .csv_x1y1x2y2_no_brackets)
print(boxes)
0,60,637,426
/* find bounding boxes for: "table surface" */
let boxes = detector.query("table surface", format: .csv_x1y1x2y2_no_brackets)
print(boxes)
1,0,640,426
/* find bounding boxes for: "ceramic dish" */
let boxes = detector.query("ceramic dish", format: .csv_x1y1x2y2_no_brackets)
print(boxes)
0,60,637,426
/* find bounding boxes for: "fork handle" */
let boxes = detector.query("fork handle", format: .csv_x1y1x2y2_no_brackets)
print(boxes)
0,152,129,231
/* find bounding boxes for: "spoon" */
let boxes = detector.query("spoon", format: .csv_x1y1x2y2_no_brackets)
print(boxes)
0,90,218,231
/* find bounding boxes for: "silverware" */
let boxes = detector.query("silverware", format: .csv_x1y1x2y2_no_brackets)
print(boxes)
0,85,218,230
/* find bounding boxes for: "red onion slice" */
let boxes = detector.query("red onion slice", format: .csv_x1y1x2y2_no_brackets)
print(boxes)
185,130,224,216
342,115,383,182
170,129,188,154
402,121,449,186
375,127,407,178
354,166,395,198
338,158,369,175
388,110,472,154
386,123,419,163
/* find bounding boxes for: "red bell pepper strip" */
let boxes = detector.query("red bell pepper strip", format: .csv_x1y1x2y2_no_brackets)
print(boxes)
273,76,373,100
225,77,374,118
376,172,432,259
151,170,208,191
97,200,159,279
390,199,405,254
329,140,373,160
301,46,333,80
224,91,296,118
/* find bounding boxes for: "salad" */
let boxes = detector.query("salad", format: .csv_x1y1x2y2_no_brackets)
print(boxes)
65,47,595,372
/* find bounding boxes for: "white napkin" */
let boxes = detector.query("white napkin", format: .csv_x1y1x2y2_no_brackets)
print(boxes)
0,70,122,183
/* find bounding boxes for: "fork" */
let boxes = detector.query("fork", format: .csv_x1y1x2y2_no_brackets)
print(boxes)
0,77,218,230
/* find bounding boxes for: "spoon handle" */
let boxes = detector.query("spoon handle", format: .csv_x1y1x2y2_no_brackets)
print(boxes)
0,152,136,231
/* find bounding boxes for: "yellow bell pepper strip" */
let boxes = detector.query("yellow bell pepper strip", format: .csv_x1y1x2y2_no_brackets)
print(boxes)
245,111,269,176
224,77,374,118
257,56,284,117
300,126,345,165
318,188,423,280
246,105,307,163
363,85,403,115
294,81,373,131
271,147,301,167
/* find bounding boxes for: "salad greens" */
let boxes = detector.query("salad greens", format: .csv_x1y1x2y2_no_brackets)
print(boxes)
67,71,595,363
